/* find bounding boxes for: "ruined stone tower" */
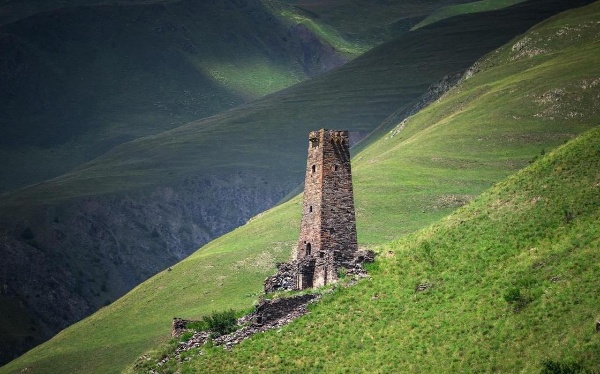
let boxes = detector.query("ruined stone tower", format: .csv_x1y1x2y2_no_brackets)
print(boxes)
264,129,369,293
295,129,358,288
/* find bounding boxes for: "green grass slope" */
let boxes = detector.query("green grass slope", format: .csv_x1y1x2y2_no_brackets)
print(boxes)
181,112,600,374
2,1,598,372
354,0,600,244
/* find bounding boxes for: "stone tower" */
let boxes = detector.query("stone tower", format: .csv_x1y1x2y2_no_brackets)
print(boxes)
264,129,370,293
295,129,358,288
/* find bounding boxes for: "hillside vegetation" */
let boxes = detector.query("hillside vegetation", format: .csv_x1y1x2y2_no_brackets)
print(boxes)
2,1,598,372
179,112,600,374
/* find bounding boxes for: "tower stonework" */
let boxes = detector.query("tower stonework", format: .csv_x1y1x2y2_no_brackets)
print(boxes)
296,129,358,288
264,129,371,293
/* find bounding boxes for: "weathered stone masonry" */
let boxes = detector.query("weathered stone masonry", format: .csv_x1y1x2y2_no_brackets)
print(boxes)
265,129,371,292
297,129,358,288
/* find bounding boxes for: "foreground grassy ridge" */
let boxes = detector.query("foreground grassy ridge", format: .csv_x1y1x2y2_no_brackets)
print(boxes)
180,125,600,373
2,2,599,372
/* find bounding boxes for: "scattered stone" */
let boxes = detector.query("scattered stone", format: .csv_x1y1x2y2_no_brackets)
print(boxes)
415,283,432,292
161,293,320,367
171,317,192,338
596,320,600,333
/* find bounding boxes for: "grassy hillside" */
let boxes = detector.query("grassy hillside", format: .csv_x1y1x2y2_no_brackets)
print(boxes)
1,1,598,372
0,0,354,192
180,115,600,374
340,0,600,245
0,0,462,193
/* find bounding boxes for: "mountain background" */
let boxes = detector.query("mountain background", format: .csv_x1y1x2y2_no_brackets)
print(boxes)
1,0,598,370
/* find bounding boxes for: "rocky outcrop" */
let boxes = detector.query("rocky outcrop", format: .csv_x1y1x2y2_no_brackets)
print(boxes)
384,71,464,138
0,171,296,365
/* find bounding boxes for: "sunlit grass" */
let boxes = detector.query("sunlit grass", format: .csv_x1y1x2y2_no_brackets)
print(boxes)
195,57,303,98
265,1,369,57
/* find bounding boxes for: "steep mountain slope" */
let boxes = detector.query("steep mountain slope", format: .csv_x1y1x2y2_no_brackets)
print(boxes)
181,113,600,374
2,1,598,372
0,0,464,193
0,0,355,192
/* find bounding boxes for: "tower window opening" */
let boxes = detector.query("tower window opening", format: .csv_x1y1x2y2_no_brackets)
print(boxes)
334,164,338,171
306,243,311,256
312,165,316,173
309,206,313,213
